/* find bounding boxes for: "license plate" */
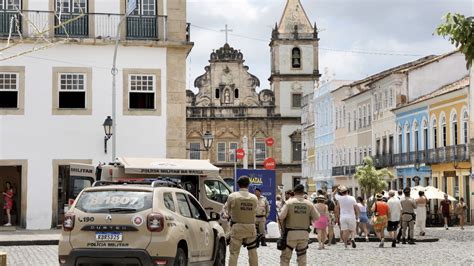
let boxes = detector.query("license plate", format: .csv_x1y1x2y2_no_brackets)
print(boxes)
95,232,123,242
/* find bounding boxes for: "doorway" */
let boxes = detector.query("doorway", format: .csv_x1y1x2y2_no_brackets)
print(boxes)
464,175,470,223
0,166,22,227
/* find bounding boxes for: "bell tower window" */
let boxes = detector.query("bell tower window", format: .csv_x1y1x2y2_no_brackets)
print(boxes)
215,88,220,98
291,47,301,68
234,89,239,99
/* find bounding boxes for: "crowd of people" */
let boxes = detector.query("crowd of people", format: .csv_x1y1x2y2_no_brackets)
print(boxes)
223,177,468,266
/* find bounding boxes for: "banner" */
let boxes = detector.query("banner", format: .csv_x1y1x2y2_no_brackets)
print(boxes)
235,169,277,222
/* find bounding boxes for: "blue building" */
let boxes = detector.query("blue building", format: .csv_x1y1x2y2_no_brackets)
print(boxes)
393,104,432,189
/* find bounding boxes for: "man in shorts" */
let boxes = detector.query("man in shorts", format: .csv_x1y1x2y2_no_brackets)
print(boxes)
387,191,402,247
335,186,359,248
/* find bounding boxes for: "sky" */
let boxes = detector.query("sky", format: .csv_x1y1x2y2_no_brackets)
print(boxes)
186,0,473,91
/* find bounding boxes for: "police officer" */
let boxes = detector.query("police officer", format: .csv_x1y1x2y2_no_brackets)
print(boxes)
279,184,320,266
400,187,417,244
224,176,259,266
254,187,270,246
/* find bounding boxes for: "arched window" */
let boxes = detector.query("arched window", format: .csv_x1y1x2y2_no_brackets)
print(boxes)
462,110,469,144
398,124,403,153
358,107,362,129
291,47,301,68
363,106,367,127
451,111,458,145
215,88,220,98
413,120,419,152
405,123,411,153
368,104,372,125
431,117,438,149
440,114,447,147
234,89,239,99
422,119,428,151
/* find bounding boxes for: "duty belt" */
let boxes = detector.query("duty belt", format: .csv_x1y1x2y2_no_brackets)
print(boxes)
256,215,266,218
230,221,255,226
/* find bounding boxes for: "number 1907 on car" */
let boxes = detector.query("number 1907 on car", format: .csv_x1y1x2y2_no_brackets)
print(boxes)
95,232,123,242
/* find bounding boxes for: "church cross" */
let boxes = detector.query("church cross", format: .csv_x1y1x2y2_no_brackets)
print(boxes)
220,24,233,44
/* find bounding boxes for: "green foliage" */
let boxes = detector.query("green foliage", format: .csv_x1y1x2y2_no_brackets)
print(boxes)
436,13,474,69
355,156,394,198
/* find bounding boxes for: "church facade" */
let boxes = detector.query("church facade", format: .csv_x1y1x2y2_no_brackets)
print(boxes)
186,0,319,192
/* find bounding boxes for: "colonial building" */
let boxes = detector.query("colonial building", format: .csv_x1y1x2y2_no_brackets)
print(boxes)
186,0,319,192
0,0,192,229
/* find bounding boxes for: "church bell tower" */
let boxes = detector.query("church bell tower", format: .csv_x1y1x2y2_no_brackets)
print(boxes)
269,0,320,117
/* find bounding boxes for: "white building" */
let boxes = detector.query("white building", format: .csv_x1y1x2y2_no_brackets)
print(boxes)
0,0,192,229
313,79,352,191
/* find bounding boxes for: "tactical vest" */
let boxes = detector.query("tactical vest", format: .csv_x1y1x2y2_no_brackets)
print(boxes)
285,202,310,229
232,197,257,224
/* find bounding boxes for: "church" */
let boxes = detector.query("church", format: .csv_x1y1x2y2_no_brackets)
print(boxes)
186,0,319,192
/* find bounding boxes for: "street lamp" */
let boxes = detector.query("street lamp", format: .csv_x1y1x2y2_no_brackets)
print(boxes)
103,116,113,154
202,131,214,151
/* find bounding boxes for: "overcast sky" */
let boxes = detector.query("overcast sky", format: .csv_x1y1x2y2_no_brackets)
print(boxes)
186,0,473,91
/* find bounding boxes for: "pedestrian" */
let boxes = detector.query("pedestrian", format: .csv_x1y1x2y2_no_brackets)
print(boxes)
284,189,294,201
313,195,329,250
455,197,466,230
439,194,451,230
334,186,359,249
387,191,402,248
326,192,337,245
224,176,259,266
279,184,319,266
415,191,427,236
371,193,389,247
397,189,404,200
356,196,369,241
254,187,270,246
3,181,14,226
400,187,417,244
395,189,405,242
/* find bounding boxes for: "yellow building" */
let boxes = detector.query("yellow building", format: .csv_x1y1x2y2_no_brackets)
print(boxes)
428,76,470,202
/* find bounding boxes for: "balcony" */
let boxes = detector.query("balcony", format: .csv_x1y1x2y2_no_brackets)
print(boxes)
0,10,172,41
332,165,356,176
375,144,469,168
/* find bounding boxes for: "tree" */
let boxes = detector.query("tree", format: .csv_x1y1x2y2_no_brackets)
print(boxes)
355,156,393,200
436,13,474,69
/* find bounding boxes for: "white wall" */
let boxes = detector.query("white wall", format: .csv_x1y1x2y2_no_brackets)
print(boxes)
281,124,300,164
278,44,314,75
279,80,314,117
281,172,299,193
0,43,168,229
409,52,468,101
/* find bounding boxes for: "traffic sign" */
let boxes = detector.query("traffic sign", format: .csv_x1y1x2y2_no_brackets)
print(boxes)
265,137,275,147
263,157,276,170
236,148,245,159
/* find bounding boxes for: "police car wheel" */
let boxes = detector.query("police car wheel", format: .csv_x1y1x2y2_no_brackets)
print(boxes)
174,248,187,266
214,239,226,266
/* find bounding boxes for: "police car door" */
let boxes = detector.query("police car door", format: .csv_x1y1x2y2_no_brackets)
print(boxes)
186,193,215,262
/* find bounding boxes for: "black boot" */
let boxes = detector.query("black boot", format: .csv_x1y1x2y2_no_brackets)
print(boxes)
408,239,415,245
402,238,407,244
261,237,267,246
391,240,396,248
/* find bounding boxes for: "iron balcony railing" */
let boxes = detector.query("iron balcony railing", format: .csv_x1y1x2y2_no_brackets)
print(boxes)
0,10,171,40
332,165,357,176
374,144,469,168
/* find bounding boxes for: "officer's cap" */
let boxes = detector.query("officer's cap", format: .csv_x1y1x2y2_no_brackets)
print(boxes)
237,176,250,187
293,184,305,193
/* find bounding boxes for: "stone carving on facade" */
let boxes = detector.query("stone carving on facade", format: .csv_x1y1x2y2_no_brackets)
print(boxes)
278,0,313,34
221,66,234,85
291,81,303,93
259,89,275,106
210,43,244,62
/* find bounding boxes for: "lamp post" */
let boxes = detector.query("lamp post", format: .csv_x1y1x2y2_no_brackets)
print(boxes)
103,116,113,154
187,131,214,159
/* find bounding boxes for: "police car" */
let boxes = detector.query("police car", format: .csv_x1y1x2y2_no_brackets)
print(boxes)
58,180,227,266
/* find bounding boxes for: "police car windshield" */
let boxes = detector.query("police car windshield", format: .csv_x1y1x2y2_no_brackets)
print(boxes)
75,190,152,213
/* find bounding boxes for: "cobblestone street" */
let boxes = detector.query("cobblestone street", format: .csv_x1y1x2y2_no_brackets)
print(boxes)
0,227,473,265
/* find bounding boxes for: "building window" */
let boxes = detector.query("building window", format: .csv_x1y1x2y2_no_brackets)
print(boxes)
0,73,18,108
129,74,155,109
373,93,378,112
376,139,380,156
368,104,371,125
358,107,362,129
353,111,356,131
189,143,201,160
432,118,438,149
451,112,458,145
335,107,339,129
462,111,469,144
363,106,367,127
0,0,20,10
234,89,239,99
217,143,226,162
291,47,301,68
348,112,351,132
384,90,388,109
129,0,157,16
58,73,86,109
292,93,302,108
441,116,447,147
255,141,266,162
389,135,394,154
398,131,402,154
229,142,238,162
405,124,411,153
56,0,86,13
342,106,346,126
389,88,394,107
382,137,387,155
292,141,301,162
422,120,428,151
